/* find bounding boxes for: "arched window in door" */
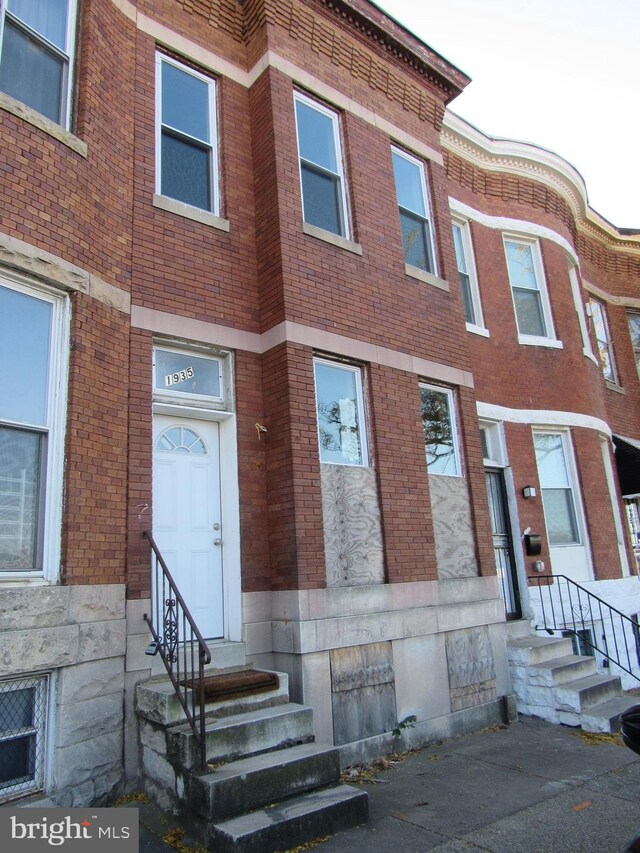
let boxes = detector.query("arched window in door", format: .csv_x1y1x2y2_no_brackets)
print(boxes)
154,426,206,455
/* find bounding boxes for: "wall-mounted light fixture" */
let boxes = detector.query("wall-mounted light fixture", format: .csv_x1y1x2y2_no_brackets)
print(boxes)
522,485,537,498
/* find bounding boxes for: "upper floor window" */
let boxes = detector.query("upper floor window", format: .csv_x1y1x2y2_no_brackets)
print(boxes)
589,298,618,384
452,220,484,331
294,93,349,238
0,0,77,127
156,54,218,214
504,237,557,345
420,384,460,476
0,277,68,577
627,312,640,378
392,147,436,275
313,359,367,466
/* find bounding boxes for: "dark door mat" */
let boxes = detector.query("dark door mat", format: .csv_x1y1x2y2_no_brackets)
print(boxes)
184,669,279,702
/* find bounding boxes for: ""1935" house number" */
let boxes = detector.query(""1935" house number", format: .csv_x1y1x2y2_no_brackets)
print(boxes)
164,366,194,386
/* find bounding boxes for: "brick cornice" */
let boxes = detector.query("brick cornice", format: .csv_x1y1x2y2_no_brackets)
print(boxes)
310,0,470,102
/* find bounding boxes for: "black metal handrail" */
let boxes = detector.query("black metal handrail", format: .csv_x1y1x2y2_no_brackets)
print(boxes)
143,531,212,768
528,574,640,682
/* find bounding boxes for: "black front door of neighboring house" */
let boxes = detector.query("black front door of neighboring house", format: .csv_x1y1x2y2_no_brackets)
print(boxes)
485,468,521,620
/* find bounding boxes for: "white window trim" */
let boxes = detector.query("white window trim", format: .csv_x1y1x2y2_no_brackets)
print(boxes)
567,264,596,362
452,216,487,336
533,428,586,549
420,383,461,477
479,420,507,467
503,234,560,348
589,298,619,385
0,274,69,583
392,145,438,277
0,0,77,129
155,53,219,216
294,91,350,241
313,358,368,467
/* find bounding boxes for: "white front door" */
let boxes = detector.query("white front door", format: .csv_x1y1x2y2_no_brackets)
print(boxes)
153,415,224,639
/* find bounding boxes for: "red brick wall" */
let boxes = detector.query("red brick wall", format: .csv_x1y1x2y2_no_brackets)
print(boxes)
125,329,154,599
6,0,638,600
236,351,271,592
62,295,129,585
261,343,325,589
0,1,136,287
369,366,436,582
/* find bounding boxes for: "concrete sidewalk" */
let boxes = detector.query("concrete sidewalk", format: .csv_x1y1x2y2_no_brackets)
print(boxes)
132,715,640,852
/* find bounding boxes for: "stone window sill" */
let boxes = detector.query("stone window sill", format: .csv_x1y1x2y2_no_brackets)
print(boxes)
153,195,230,232
302,222,362,255
405,264,450,292
0,92,87,157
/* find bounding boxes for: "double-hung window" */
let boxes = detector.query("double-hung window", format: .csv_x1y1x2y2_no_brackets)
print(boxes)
392,147,436,274
452,220,484,331
533,431,581,546
504,237,556,344
0,0,77,126
420,384,460,476
156,54,218,214
589,298,618,383
313,360,367,466
628,313,640,378
294,93,349,238
0,279,67,577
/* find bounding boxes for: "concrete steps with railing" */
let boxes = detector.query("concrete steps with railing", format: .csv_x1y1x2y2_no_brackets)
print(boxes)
507,620,636,732
135,655,367,851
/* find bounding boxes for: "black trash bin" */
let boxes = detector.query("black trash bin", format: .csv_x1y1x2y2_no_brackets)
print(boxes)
620,704,640,757
621,705,640,852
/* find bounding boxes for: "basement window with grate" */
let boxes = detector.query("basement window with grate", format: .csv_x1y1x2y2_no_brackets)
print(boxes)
0,676,48,802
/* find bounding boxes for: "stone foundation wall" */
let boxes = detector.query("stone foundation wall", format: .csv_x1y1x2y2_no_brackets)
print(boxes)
0,584,126,807
243,576,512,764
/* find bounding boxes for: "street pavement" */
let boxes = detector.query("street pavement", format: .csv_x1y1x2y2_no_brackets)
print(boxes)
131,715,640,853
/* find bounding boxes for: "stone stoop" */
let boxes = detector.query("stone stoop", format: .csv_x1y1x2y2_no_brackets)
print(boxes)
135,665,368,852
507,624,635,733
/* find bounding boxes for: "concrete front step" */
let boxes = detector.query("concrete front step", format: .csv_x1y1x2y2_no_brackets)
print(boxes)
169,702,316,769
136,669,290,727
206,641,248,670
187,742,342,822
528,654,597,686
580,696,637,733
554,673,622,715
206,784,369,853
507,635,575,667
506,619,537,641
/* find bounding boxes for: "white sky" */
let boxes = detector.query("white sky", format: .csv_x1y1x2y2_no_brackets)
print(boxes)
373,0,640,228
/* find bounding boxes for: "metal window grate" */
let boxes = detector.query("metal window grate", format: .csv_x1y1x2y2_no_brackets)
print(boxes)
0,676,47,802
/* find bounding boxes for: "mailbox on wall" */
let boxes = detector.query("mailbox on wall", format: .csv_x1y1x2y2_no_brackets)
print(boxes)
524,533,542,556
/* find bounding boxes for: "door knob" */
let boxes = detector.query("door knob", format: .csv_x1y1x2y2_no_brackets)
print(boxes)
213,538,222,546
